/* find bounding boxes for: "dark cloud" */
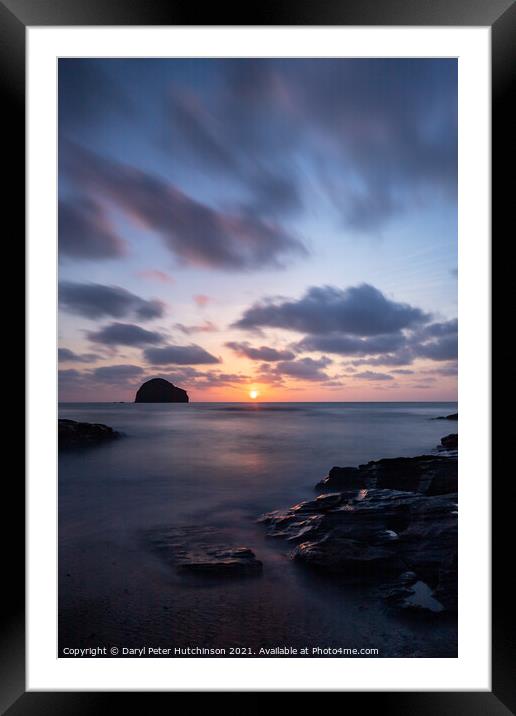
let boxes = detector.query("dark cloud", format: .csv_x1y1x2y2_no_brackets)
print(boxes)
62,144,306,271
285,59,457,230
151,367,249,390
167,59,456,231
166,79,302,217
411,319,458,361
58,348,100,363
390,368,415,375
352,371,394,382
86,323,164,347
58,368,81,381
297,332,406,356
59,197,126,260
234,284,429,336
225,341,295,362
92,364,144,382
349,350,415,367
273,356,332,382
414,335,457,361
143,344,220,365
59,282,165,320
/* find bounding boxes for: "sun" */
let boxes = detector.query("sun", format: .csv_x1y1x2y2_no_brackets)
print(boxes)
249,390,259,400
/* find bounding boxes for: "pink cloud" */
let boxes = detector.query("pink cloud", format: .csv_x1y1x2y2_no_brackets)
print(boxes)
136,269,174,284
193,294,211,308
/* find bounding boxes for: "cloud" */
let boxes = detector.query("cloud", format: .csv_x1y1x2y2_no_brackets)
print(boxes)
234,284,429,336
59,197,126,260
285,59,457,230
272,356,332,382
136,269,174,284
225,341,295,362
349,350,415,367
143,344,221,365
86,323,164,347
232,283,458,371
297,332,406,356
92,364,144,382
175,321,218,336
166,59,456,231
411,319,458,361
62,144,307,271
390,368,415,375
414,335,457,361
59,282,165,320
193,294,211,308
352,371,394,381
58,348,100,363
59,363,145,398
166,85,302,217
422,362,458,377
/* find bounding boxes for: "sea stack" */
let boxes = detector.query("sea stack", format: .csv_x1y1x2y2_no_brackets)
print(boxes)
135,378,189,403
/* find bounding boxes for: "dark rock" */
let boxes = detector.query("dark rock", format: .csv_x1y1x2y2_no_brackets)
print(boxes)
293,537,405,577
316,454,457,496
260,479,457,612
58,419,121,450
176,547,262,576
433,413,458,421
135,378,189,403
146,526,262,578
440,434,458,450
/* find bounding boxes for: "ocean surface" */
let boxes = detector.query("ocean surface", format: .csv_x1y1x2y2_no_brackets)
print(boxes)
58,401,458,657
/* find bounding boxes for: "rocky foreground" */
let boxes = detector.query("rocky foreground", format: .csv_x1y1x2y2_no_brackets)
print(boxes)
146,526,263,577
58,419,122,450
259,438,458,616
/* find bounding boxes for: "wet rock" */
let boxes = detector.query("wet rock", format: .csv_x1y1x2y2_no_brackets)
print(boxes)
316,466,363,491
146,526,262,578
135,377,189,403
293,537,404,577
317,454,457,496
433,413,458,421
440,434,458,450
260,484,457,612
58,419,121,450
176,547,262,576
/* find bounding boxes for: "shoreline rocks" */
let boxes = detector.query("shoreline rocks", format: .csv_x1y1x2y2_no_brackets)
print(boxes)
135,378,189,403
58,419,121,450
259,438,458,615
433,413,458,421
440,434,458,450
147,526,262,578
176,547,263,576
316,454,457,496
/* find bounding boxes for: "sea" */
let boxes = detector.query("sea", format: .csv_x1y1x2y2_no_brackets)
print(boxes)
58,401,458,658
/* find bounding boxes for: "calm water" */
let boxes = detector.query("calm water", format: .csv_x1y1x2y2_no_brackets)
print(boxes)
58,402,458,657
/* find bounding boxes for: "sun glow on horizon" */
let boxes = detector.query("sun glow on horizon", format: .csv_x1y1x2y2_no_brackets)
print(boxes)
249,390,260,400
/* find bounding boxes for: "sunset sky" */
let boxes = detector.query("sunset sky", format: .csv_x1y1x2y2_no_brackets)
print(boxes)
58,58,457,402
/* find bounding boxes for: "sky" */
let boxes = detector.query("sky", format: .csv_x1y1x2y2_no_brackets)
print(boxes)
58,58,457,402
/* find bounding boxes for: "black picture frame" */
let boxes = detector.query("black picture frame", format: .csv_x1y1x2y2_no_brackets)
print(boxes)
3,0,511,709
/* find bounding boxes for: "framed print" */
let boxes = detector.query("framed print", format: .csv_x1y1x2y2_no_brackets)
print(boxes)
2,0,512,708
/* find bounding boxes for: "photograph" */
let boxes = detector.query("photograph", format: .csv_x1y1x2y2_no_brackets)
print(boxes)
57,57,459,659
